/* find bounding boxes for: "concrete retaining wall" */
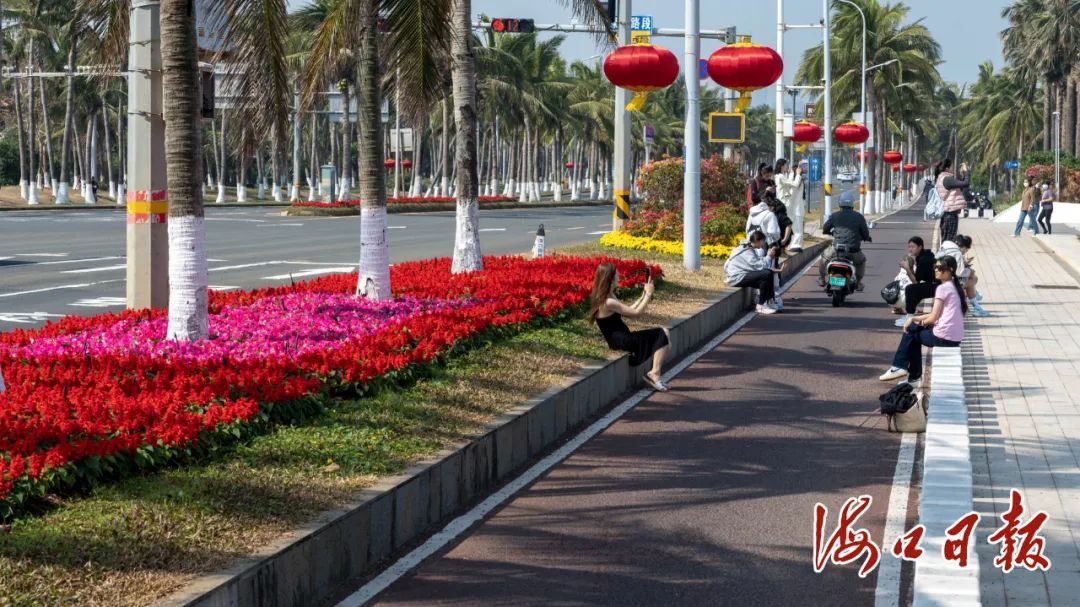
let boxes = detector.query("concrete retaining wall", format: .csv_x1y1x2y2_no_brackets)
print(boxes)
158,241,827,607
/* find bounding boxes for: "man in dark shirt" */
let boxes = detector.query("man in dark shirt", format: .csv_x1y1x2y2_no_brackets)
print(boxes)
895,235,938,326
819,192,871,289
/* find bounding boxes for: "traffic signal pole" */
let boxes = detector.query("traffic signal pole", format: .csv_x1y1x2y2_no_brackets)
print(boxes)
612,0,632,231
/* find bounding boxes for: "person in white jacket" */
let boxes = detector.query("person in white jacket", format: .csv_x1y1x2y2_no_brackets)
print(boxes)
725,230,785,315
774,158,806,252
746,198,781,246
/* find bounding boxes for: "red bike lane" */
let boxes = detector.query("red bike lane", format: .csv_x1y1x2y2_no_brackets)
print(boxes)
358,206,931,606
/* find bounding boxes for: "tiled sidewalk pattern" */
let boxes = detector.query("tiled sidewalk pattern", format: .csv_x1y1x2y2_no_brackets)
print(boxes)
960,220,1080,606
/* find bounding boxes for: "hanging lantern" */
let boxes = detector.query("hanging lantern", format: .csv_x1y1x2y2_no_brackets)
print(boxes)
792,121,822,145
402,159,413,170
706,36,783,112
883,150,903,165
902,163,917,172
892,164,901,173
603,44,680,112
565,162,575,169
835,122,870,147
383,158,396,169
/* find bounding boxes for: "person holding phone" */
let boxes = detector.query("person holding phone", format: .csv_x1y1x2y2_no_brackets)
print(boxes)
590,263,672,391
775,158,806,252
725,231,786,315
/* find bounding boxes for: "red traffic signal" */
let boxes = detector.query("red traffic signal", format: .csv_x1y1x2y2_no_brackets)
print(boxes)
491,18,535,34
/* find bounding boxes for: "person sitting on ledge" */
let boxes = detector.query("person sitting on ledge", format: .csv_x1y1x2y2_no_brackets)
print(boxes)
590,263,671,392
725,230,786,315
879,255,966,388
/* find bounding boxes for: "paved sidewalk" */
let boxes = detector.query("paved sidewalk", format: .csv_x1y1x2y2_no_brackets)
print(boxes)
960,219,1080,606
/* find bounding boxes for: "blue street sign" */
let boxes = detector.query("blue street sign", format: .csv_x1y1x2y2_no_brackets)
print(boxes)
699,59,708,80
809,156,822,182
630,15,654,32
1004,160,1020,170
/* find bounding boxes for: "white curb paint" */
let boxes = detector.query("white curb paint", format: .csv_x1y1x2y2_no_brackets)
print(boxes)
874,431,917,607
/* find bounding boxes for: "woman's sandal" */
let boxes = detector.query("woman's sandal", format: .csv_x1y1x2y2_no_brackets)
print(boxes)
644,372,669,392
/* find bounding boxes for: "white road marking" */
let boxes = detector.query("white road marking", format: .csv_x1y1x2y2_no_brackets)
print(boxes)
478,228,507,232
256,223,304,227
0,257,12,262
874,432,917,607
60,264,127,275
209,285,240,292
588,231,610,235
15,253,68,257
262,266,355,280
0,312,67,323
388,225,407,229
70,297,127,308
205,217,267,223
210,261,284,272
335,258,819,607
33,256,124,266
0,279,125,298
566,227,586,231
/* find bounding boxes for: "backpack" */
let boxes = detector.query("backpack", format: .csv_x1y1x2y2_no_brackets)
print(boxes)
924,185,945,220
879,383,926,433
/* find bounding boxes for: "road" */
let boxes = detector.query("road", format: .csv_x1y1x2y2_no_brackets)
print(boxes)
334,203,931,607
0,205,612,330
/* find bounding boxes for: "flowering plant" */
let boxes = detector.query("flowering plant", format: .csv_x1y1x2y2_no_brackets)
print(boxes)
600,231,741,259
0,255,660,518
623,202,746,246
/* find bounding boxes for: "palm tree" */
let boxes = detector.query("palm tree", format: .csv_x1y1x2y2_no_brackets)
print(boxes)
450,0,482,271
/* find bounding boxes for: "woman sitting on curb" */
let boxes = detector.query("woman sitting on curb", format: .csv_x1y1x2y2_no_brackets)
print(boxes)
879,256,966,388
725,230,786,315
590,263,672,392
939,234,988,317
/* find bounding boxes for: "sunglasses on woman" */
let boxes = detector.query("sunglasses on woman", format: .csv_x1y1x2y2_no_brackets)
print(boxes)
934,265,948,272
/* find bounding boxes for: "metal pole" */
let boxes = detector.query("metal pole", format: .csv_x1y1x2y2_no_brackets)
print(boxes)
612,0,632,230
291,86,301,201
394,68,402,198
126,0,168,309
1055,110,1061,197
822,0,833,219
789,89,797,161
837,0,866,213
775,0,785,160
684,0,701,271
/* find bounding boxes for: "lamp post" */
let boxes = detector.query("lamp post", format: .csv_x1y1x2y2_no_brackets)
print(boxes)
684,0,701,271
1054,110,1061,198
822,0,833,219
775,0,785,159
837,0,867,212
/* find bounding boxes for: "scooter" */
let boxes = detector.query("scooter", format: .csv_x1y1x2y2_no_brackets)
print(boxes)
824,244,859,307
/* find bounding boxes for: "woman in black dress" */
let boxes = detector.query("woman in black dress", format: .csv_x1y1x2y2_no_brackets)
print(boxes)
590,263,671,391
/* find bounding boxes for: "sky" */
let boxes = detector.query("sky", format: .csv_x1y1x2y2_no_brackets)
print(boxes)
285,0,1011,108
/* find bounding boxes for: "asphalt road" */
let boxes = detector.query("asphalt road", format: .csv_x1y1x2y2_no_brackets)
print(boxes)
0,205,612,330
345,203,931,607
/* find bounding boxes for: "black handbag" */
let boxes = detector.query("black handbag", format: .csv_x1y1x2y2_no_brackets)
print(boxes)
881,280,902,305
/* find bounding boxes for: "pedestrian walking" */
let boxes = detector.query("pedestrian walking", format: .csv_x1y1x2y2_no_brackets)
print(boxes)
1038,183,1055,234
1014,179,1039,236
879,255,966,388
590,263,671,392
935,159,968,243
725,231,786,315
775,158,806,252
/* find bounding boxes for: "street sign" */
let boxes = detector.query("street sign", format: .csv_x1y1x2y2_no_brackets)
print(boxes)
644,125,654,145
1005,160,1020,170
782,114,794,138
631,15,653,44
390,128,414,153
326,92,358,123
805,104,817,118
707,113,745,144
809,156,822,182
320,164,337,203
698,59,708,80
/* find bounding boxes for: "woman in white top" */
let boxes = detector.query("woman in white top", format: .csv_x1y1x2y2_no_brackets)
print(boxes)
774,158,806,251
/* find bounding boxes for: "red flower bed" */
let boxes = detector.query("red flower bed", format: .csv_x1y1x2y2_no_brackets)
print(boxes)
0,255,659,517
292,196,517,209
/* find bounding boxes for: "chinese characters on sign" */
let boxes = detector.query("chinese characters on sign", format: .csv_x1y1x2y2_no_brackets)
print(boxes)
631,15,653,45
813,491,1051,575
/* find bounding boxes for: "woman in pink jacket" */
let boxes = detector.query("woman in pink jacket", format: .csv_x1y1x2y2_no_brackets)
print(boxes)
935,158,969,243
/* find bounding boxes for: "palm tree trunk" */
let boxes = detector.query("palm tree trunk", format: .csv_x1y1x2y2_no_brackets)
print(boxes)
440,96,450,197
340,82,352,198
1044,79,1053,151
39,79,55,192
161,0,208,341
27,58,39,204
450,0,482,271
309,111,318,200
1066,77,1077,156
411,119,425,196
216,111,227,203
73,118,84,195
356,0,391,299
102,107,115,201
57,37,76,204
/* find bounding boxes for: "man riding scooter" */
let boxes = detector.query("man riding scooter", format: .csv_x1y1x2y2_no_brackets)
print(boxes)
818,191,872,291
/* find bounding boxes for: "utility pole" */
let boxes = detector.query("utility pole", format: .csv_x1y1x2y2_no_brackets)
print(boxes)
775,0,785,160
822,0,834,220
126,0,168,309
684,0,701,271
291,86,301,201
612,0,632,231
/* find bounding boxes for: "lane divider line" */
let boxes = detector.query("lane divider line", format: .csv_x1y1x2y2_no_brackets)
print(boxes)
336,258,819,607
873,432,917,607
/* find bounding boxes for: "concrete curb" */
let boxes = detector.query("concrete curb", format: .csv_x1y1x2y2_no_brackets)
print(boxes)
913,346,981,607
156,241,828,607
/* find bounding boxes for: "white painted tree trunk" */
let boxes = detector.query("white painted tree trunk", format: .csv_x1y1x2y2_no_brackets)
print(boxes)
20,179,29,201
273,183,284,202
117,183,126,208
256,180,266,200
452,197,482,272
216,183,226,203
236,184,247,203
553,183,562,202
109,181,117,200
55,182,70,204
51,178,57,192
357,206,392,300
166,215,209,341
28,181,39,205
289,184,299,202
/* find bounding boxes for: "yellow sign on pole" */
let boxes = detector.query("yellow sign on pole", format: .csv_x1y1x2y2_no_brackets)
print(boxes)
631,31,651,44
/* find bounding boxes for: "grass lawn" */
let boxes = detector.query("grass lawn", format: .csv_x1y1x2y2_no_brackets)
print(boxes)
0,246,731,607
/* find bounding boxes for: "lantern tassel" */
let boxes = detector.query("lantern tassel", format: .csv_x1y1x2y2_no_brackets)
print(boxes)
796,144,808,153
626,92,648,112
735,92,752,112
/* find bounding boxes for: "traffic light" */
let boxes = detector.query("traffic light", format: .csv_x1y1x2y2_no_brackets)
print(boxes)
490,18,535,34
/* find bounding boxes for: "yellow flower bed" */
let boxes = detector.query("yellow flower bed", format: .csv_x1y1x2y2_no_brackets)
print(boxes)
600,231,744,259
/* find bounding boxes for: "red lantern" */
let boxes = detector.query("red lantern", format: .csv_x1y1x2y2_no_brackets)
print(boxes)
565,162,575,169
883,150,903,165
706,36,783,111
603,44,679,111
892,165,901,173
792,121,822,145
402,159,413,170
383,158,396,169
835,122,870,147
902,163,917,172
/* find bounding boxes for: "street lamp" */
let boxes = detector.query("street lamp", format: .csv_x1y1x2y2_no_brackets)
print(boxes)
1054,110,1061,197
836,0,868,212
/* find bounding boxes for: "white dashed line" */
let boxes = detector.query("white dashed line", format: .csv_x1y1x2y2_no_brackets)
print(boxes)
15,253,69,257
0,312,67,323
60,264,127,274
0,279,126,299
70,297,127,308
33,256,124,266
567,227,586,231
262,266,356,280
588,231,610,236
479,228,507,232
257,223,305,227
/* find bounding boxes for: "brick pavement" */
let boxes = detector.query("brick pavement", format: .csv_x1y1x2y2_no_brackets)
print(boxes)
960,219,1080,606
